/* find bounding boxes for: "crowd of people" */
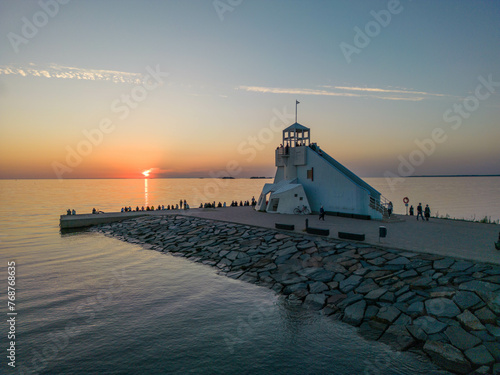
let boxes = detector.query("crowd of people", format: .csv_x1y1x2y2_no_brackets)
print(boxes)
121,199,190,213
383,201,433,221
67,197,259,216
66,208,102,215
118,197,259,212
276,142,323,156
199,197,257,209
409,203,431,221
384,201,432,222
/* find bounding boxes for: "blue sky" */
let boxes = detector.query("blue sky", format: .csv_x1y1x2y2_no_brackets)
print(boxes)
1,0,499,178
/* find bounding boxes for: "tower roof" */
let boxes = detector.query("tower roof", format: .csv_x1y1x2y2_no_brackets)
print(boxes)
283,122,310,132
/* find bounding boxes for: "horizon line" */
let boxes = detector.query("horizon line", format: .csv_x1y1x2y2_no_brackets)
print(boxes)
1,174,499,181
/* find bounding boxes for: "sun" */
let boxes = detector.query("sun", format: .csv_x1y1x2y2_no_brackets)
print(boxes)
142,169,150,177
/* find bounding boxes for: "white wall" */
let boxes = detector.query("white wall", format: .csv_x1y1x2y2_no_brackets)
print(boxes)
275,147,381,219
266,185,310,214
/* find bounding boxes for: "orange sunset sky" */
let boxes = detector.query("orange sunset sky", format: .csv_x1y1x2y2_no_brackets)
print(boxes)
1,1,499,179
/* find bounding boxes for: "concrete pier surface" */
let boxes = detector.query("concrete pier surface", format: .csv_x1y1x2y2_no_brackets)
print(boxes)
60,211,147,229
62,207,500,265
180,207,500,266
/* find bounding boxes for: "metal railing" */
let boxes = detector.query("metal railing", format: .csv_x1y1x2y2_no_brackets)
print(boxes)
369,195,390,217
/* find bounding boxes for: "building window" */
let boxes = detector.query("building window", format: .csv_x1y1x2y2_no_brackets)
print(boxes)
307,168,314,181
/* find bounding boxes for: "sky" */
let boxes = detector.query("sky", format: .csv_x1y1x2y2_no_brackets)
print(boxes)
0,0,499,179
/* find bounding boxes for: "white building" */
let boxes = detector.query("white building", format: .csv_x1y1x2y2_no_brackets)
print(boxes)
255,122,386,219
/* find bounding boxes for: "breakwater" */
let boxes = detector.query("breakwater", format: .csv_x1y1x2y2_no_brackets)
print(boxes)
91,214,500,374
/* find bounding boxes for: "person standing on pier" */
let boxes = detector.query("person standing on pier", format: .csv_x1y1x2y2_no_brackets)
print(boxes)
424,204,431,221
319,206,325,221
387,201,393,218
416,203,424,221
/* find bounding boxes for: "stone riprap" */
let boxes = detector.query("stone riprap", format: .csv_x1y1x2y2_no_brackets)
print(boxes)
91,215,500,375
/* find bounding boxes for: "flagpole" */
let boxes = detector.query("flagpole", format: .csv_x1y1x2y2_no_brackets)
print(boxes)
295,100,298,123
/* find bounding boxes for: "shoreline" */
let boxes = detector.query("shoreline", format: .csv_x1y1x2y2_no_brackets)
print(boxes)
90,214,500,375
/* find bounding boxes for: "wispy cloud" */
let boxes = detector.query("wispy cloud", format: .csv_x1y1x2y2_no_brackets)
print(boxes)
329,86,448,98
236,85,453,101
0,63,143,84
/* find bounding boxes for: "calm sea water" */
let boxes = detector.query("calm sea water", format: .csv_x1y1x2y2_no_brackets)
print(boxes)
366,176,500,222
2,177,494,374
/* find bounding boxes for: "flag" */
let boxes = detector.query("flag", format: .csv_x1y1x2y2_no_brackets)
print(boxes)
296,100,300,104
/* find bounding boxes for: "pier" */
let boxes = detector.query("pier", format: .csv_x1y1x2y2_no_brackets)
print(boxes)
61,207,500,265
60,212,148,229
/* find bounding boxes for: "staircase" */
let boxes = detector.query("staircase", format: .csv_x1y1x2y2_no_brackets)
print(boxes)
369,195,389,218
369,195,406,222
